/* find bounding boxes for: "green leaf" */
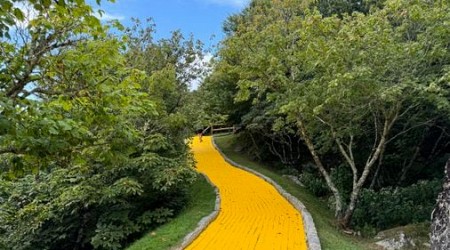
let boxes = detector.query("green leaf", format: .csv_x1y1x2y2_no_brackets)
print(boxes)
13,8,24,21
57,120,72,131
41,0,51,8
49,126,59,135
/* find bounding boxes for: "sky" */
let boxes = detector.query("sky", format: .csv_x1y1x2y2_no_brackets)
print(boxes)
91,0,250,49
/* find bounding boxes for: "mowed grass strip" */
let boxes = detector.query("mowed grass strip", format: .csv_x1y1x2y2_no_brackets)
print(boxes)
126,174,216,250
214,134,374,250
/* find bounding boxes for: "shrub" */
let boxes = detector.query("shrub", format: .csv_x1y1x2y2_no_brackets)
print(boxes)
0,169,194,250
300,171,330,197
330,166,353,201
352,179,441,231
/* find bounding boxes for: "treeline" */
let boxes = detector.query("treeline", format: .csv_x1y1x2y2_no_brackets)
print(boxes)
199,0,450,231
0,1,205,249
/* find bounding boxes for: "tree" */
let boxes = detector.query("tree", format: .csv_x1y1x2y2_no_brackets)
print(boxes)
0,0,109,175
206,0,450,228
124,18,208,134
313,0,385,17
0,1,198,249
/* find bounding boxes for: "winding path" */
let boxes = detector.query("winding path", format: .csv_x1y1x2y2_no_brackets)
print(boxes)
185,136,307,249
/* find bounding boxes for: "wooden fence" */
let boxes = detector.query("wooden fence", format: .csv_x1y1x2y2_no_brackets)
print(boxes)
201,125,240,135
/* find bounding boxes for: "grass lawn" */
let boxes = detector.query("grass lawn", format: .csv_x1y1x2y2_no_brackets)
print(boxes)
126,174,216,250
214,134,375,250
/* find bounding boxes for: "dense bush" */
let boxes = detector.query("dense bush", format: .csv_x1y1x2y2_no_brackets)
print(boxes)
352,180,441,232
330,166,353,201
0,170,194,250
300,171,330,197
0,1,203,249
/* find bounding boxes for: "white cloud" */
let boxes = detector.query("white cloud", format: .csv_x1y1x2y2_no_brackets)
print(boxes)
189,52,214,91
95,11,125,21
201,0,250,8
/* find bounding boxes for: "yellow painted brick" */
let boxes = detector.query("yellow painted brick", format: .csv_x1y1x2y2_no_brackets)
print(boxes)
185,136,307,250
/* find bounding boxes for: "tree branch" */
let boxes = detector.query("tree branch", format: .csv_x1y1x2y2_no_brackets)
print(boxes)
386,120,433,145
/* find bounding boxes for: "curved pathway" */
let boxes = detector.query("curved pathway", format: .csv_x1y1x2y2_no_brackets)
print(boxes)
186,136,307,249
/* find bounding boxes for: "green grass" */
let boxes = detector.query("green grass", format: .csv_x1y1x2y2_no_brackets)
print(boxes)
214,134,375,250
126,175,216,250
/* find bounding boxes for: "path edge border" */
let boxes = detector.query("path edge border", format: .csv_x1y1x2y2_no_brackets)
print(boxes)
173,173,221,250
212,136,322,250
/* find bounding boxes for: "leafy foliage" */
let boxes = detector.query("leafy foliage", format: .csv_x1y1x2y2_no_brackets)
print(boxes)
0,1,201,249
300,171,329,197
200,0,450,229
353,180,441,232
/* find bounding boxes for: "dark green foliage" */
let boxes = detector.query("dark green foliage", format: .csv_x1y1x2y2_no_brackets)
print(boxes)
0,170,191,250
126,175,216,250
201,0,450,228
353,180,442,232
330,166,353,201
0,1,201,249
300,172,330,197
313,0,385,17
300,165,353,199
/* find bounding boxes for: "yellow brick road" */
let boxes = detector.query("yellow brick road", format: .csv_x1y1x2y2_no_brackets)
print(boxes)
186,136,307,250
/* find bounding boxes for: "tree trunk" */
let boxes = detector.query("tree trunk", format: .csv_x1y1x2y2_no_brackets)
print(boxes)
398,126,428,187
397,146,420,187
369,149,384,190
431,158,450,249
339,186,362,229
298,112,393,228
297,119,345,217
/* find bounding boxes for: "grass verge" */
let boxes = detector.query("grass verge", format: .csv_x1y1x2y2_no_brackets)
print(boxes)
214,134,375,250
126,174,216,250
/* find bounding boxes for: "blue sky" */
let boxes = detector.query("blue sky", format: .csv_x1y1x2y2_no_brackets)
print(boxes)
92,0,249,48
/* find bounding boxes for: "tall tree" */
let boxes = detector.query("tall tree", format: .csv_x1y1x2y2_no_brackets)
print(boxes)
206,0,450,228
0,1,198,249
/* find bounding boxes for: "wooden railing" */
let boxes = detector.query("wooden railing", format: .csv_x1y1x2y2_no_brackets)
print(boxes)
201,125,240,135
